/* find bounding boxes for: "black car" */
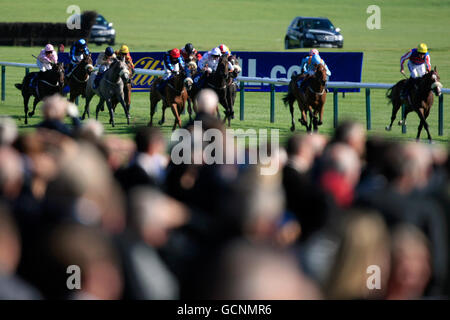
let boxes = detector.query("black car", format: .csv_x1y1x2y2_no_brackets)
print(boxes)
284,17,343,49
89,14,116,45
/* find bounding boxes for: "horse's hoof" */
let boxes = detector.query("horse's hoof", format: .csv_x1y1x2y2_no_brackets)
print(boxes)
290,126,295,132
385,126,391,131
158,120,164,125
28,112,34,117
318,121,323,125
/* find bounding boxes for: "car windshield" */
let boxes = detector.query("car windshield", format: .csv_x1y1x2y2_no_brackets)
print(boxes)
95,15,109,26
302,19,334,31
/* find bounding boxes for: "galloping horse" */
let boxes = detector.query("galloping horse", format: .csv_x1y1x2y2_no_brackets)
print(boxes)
225,54,241,122
283,64,328,132
66,54,94,103
112,54,134,113
385,67,442,142
188,54,232,126
15,62,65,124
149,69,188,131
83,58,131,127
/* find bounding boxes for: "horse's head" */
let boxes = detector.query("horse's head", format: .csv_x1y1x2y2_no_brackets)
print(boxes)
83,54,94,73
228,54,241,74
113,58,131,83
428,66,443,96
315,64,328,85
216,54,229,76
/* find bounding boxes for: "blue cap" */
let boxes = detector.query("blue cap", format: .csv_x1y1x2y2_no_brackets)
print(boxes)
105,46,114,56
78,39,86,46
311,55,321,65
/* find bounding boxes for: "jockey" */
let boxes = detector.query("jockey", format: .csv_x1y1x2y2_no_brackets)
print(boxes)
400,43,431,100
116,44,135,72
180,43,202,63
181,43,202,87
296,49,331,92
94,46,116,89
218,44,231,57
157,48,185,94
67,39,90,76
198,47,222,73
36,44,58,72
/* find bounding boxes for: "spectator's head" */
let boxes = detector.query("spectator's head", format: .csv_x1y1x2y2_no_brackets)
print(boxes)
0,203,21,275
129,187,189,248
135,126,165,155
50,224,123,300
78,120,104,141
321,143,361,187
386,224,432,300
286,134,315,172
41,94,68,122
0,147,24,200
196,89,219,115
326,210,391,299
332,120,366,157
382,142,433,193
209,241,322,299
0,117,18,146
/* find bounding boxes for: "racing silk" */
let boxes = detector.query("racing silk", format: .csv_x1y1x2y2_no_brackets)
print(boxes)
95,52,116,73
400,48,431,71
70,42,90,64
163,53,185,73
180,48,202,63
116,51,135,71
198,51,219,72
301,55,331,76
36,48,58,71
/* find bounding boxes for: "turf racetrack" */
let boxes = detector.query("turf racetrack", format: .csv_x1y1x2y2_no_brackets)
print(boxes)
0,0,449,144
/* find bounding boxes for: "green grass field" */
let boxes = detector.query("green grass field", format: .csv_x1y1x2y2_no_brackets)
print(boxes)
1,0,449,144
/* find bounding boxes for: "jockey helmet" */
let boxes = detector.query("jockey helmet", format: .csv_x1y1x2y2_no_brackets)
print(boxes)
77,39,86,46
417,43,428,54
120,45,129,54
185,43,194,54
170,48,181,59
309,49,319,56
211,47,221,57
219,44,230,55
311,54,321,65
45,44,54,52
105,47,114,57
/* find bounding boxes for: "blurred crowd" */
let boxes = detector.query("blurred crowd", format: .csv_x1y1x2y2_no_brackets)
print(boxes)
0,90,448,300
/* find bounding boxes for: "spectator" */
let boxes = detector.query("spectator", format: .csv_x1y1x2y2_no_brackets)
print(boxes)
0,117,18,146
37,94,80,137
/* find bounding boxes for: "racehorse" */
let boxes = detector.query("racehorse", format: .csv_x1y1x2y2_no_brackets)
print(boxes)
66,54,94,103
385,67,442,142
188,54,232,126
83,58,131,127
15,62,65,124
283,64,328,132
148,68,188,131
112,54,134,113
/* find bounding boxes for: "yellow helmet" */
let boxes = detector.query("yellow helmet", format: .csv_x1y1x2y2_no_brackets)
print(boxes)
417,43,428,53
120,45,129,54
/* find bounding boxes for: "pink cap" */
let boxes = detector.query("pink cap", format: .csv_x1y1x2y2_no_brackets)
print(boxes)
45,44,54,52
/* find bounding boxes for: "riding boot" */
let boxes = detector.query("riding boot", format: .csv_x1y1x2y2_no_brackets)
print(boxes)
29,74,37,88
93,72,103,89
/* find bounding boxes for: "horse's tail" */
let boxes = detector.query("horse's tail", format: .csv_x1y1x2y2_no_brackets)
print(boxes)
282,88,295,107
386,84,397,104
15,83,22,90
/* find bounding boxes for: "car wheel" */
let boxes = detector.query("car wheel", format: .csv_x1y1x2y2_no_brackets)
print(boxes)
109,38,115,46
285,38,291,49
299,39,304,48
338,42,343,48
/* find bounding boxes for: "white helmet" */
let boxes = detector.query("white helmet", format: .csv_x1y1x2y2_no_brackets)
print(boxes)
211,47,221,57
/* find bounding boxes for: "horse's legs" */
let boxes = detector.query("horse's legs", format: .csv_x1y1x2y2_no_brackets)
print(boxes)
23,92,30,125
416,108,432,142
83,91,94,120
170,103,181,131
187,97,193,121
386,100,402,131
29,97,39,117
116,92,130,125
95,97,104,120
105,99,115,127
159,100,167,125
289,101,295,132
